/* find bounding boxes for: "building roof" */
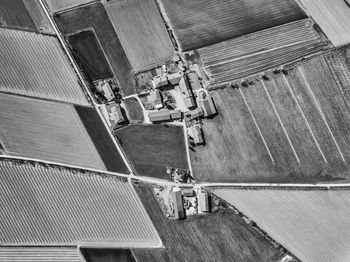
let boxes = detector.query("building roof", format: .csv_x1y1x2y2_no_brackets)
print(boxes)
198,97,217,117
187,72,202,90
0,159,162,247
210,187,350,262
0,247,84,262
0,27,88,105
148,110,171,122
170,109,182,119
152,75,168,88
168,72,184,85
186,107,204,119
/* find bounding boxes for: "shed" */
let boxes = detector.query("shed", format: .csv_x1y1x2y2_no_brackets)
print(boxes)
148,110,171,123
198,191,209,213
170,109,182,120
171,190,186,219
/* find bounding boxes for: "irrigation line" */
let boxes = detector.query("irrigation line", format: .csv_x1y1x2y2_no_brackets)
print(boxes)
261,80,301,163
299,67,345,162
282,74,327,163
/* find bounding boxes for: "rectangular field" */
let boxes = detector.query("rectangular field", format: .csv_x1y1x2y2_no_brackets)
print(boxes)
158,0,306,51
114,124,188,179
68,30,114,82
44,0,96,13
105,0,174,72
191,50,350,183
211,188,350,262
197,19,328,85
0,0,36,31
54,2,135,96
23,0,55,34
132,183,284,262
0,93,106,170
298,0,350,46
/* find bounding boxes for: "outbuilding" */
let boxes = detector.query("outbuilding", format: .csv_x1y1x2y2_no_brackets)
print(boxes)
148,110,171,123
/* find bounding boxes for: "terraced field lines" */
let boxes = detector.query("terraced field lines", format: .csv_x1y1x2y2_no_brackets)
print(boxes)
239,88,274,163
282,73,327,163
299,66,345,162
261,80,300,163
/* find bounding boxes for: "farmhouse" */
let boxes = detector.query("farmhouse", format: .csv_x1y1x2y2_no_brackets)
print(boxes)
106,102,126,126
148,110,171,123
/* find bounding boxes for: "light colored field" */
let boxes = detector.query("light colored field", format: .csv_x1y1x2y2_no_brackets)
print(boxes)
210,188,350,262
0,93,105,170
0,160,161,247
198,19,328,85
158,0,306,51
298,0,350,46
106,0,174,72
0,28,88,105
44,0,95,13
23,0,55,34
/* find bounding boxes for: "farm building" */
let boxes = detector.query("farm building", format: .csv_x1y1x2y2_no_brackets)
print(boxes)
188,124,204,145
187,71,202,90
179,77,196,109
106,102,126,126
0,27,88,105
105,0,174,72
168,71,184,85
0,159,161,247
210,187,350,262
196,90,217,117
153,89,164,109
171,190,186,220
185,107,204,120
148,110,171,123
197,191,209,213
170,109,182,120
152,74,168,89
182,188,194,197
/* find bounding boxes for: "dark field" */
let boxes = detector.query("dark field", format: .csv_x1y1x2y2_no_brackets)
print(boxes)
198,19,328,85
114,124,188,178
74,105,129,174
124,97,144,122
0,0,36,31
159,0,306,51
54,2,135,96
131,183,284,262
191,50,350,183
81,248,136,262
23,0,55,34
68,30,113,82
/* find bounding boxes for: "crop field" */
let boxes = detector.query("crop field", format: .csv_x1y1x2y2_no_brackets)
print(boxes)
158,0,306,51
132,183,284,262
114,124,188,179
298,0,350,46
124,97,144,122
0,28,89,105
44,0,95,13
81,248,136,262
23,0,55,34
105,0,174,72
210,188,350,262
74,105,129,173
191,51,350,183
198,19,329,85
0,0,36,31
0,93,106,171
54,2,135,96
68,30,114,82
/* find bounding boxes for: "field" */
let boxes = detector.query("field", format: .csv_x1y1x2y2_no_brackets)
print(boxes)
298,0,350,46
0,159,161,247
44,0,95,13
105,0,174,72
191,50,350,183
210,187,350,262
23,0,55,34
158,0,306,51
0,28,88,105
54,2,135,96
68,30,114,82
0,0,36,31
81,248,136,262
124,97,144,122
114,124,188,178
198,19,328,85
0,93,106,170
74,105,129,173
131,183,284,262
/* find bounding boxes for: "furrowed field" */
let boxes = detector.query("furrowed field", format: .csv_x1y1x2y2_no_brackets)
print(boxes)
191,49,350,183
0,0,36,31
54,2,135,96
105,0,174,72
44,0,95,13
210,187,350,262
158,0,306,51
132,183,284,262
198,19,329,85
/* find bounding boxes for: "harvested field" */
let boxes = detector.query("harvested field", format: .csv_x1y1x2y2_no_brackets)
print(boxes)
82,249,136,262
124,97,144,122
105,0,174,72
198,19,328,85
44,0,95,13
74,105,129,173
132,183,284,262
0,93,106,170
0,0,36,31
68,30,113,82
54,2,135,96
298,0,350,46
210,188,350,262
0,28,88,105
158,0,306,51
23,0,55,34
114,124,188,178
191,50,350,183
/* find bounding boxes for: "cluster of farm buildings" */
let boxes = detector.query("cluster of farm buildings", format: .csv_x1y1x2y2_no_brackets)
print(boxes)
1,0,350,261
